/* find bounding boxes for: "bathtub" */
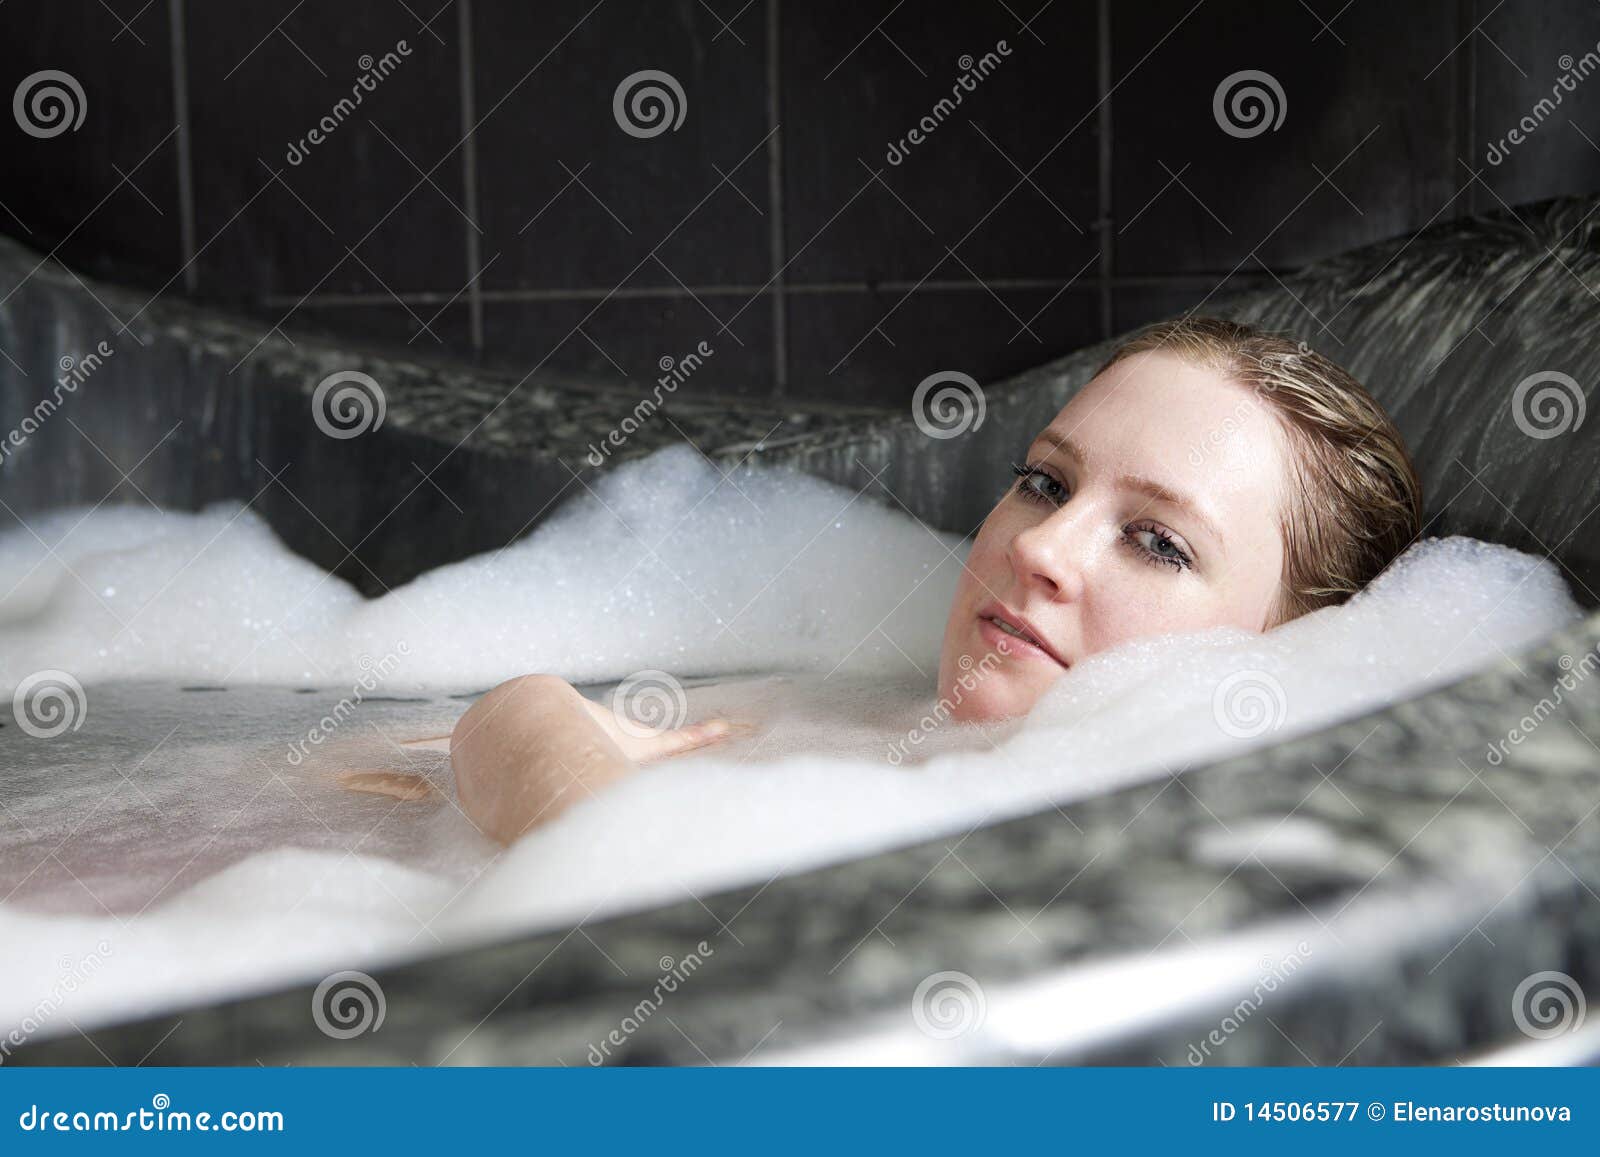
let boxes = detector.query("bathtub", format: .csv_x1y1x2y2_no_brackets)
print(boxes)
2,194,1598,1065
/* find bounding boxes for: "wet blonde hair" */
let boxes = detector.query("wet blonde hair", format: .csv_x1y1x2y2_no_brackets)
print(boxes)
1096,317,1424,628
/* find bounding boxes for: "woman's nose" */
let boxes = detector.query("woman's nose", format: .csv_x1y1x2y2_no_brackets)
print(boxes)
1007,511,1087,603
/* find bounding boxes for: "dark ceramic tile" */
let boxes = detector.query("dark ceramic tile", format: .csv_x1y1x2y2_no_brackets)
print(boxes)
1474,0,1600,210
781,0,1099,286
0,0,181,287
284,300,473,356
1112,0,1462,275
470,0,771,292
187,0,468,303
480,281,776,402
786,283,1101,407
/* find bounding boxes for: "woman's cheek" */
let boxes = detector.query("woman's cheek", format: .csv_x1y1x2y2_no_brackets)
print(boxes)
1098,582,1210,644
972,533,1006,579
971,512,1018,576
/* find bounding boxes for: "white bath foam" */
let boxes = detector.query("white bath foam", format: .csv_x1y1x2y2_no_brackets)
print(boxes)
440,538,1586,940
0,503,364,686
0,848,463,1036
0,442,1587,1039
0,445,966,693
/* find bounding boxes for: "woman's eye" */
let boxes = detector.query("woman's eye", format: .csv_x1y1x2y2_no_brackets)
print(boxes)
1008,464,1193,573
1127,525,1193,572
1010,463,1066,505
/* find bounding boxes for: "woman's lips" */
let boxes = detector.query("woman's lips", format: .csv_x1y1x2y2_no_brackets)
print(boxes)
977,613,1070,669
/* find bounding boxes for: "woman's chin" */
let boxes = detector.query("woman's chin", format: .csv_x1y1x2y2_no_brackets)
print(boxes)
946,697,1009,723
936,672,1040,723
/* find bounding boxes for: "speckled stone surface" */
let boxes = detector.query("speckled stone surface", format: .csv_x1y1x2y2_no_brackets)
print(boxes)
4,198,1600,1065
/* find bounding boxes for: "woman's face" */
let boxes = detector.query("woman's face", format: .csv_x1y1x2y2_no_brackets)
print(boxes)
937,349,1291,721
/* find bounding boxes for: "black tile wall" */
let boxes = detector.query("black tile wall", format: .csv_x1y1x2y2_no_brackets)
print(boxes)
1112,0,1465,276
469,0,771,291
186,0,468,302
790,284,1102,407
1475,0,1600,209
778,0,1099,285
1110,275,1277,336
479,280,776,403
465,0,774,390
291,301,474,355
0,0,181,289
3,0,1599,411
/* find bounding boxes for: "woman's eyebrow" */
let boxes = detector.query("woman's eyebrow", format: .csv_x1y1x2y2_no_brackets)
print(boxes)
1033,426,1229,554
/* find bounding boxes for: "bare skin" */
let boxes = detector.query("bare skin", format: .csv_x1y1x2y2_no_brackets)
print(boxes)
450,674,732,845
338,769,437,801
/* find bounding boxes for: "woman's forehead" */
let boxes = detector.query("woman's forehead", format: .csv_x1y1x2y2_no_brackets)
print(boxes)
1035,353,1292,530
1047,363,1266,454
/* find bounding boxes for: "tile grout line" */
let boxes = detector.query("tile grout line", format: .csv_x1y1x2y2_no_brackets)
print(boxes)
1096,0,1114,339
765,0,788,398
168,0,198,293
458,0,485,353
1454,0,1475,219
259,268,1294,309
1465,0,1480,218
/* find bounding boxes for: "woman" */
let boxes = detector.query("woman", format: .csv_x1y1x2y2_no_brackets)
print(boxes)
450,317,1424,845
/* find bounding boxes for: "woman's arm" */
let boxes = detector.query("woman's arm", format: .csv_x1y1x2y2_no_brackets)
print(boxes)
450,674,729,845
